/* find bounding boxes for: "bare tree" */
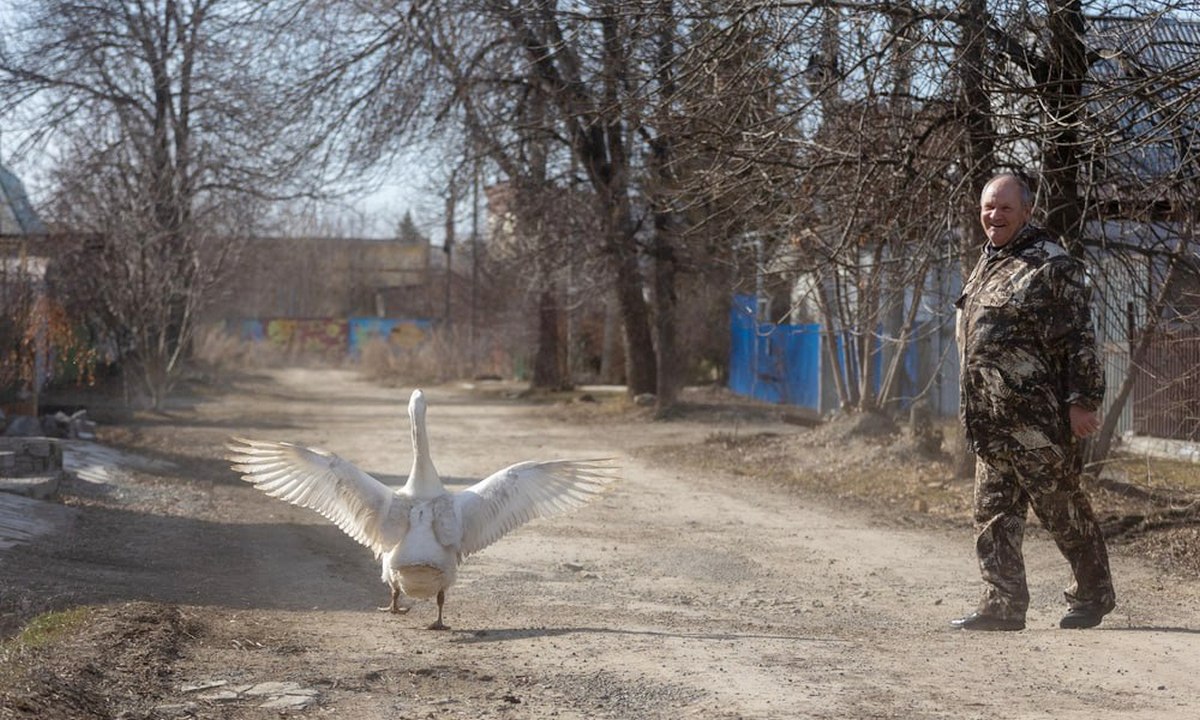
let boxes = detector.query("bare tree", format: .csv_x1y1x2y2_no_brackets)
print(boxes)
0,0,342,407
301,3,834,408
950,2,1200,468
315,0,1200,486
777,1,1200,469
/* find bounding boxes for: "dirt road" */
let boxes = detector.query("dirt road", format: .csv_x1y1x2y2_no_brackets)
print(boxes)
3,367,1200,719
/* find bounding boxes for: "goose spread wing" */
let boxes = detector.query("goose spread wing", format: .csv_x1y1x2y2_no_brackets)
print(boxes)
454,459,615,557
227,437,411,557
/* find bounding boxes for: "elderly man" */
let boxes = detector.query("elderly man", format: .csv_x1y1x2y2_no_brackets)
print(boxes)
951,173,1116,631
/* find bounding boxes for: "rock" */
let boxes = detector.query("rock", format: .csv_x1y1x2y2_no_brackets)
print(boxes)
258,693,319,710
181,680,228,693
244,681,306,696
186,678,320,710
41,415,61,436
42,410,96,439
633,393,656,407
3,415,41,437
1,410,96,440
65,410,98,440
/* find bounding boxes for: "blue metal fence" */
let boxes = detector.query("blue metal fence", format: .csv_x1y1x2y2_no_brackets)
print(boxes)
729,294,822,409
729,294,930,412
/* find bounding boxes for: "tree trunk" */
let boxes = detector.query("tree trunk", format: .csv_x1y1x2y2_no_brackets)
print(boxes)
953,0,996,479
531,284,564,390
856,244,884,412
651,0,680,414
600,293,621,384
879,259,930,408
613,233,658,396
815,272,851,411
1041,0,1090,254
652,222,679,413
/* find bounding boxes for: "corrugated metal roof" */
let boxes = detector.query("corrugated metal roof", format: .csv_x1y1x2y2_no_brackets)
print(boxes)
1090,14,1200,70
0,162,47,235
1085,15,1200,186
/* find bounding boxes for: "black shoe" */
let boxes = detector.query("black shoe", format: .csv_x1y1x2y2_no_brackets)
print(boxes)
950,612,1025,631
1060,606,1110,629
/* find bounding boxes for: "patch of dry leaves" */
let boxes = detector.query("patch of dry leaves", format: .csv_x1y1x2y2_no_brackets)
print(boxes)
0,602,198,720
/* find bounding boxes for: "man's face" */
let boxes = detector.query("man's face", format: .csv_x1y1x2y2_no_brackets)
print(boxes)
979,178,1032,248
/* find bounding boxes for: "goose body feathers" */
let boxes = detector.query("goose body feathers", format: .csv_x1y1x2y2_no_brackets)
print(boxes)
227,389,614,628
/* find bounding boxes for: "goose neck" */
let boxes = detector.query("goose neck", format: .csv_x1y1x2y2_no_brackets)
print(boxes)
407,413,442,495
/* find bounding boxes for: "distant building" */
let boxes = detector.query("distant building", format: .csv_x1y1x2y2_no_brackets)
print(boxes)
0,161,50,415
211,235,437,320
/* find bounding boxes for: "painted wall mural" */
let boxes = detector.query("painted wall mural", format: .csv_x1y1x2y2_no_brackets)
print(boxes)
348,317,433,355
234,317,431,356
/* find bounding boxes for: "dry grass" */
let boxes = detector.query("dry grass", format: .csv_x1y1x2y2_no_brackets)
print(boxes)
1101,453,1200,497
192,322,524,389
0,603,196,719
190,323,296,370
358,325,513,386
622,390,1200,577
639,411,973,522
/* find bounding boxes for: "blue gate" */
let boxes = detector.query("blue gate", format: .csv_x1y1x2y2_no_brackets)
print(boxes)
729,294,925,411
728,294,822,409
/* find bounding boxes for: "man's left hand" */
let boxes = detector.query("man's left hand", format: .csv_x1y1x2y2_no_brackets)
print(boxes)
1069,404,1101,439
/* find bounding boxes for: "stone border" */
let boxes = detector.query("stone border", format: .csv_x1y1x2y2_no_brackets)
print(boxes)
0,437,64,498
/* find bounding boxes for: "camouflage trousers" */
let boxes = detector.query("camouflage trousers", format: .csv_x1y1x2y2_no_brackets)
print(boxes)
972,444,1116,620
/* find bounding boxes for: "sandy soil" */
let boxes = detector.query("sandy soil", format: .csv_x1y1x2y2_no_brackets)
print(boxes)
2,367,1199,719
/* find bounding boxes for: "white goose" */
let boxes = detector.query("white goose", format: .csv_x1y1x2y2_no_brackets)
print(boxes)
226,389,615,630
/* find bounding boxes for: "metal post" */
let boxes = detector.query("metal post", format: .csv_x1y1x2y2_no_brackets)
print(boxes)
470,161,480,371
444,171,456,327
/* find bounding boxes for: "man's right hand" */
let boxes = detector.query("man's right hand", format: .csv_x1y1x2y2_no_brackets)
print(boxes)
1069,404,1101,439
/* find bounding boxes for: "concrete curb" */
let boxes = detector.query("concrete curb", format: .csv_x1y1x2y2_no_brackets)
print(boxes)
0,472,63,500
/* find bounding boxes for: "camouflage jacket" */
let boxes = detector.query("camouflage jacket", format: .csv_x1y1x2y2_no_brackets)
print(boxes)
955,225,1105,457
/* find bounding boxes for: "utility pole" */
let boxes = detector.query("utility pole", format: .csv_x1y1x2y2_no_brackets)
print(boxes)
443,170,456,327
469,160,480,371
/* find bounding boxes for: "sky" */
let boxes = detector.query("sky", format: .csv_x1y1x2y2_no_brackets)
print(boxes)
0,133,447,244
342,175,443,242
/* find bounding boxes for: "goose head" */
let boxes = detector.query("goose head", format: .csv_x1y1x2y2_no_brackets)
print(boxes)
404,389,443,497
